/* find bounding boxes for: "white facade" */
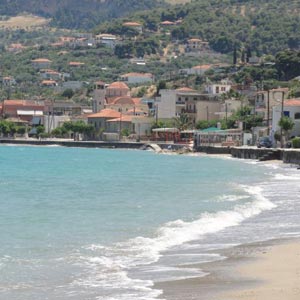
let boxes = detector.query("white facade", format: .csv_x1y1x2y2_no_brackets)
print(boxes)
205,82,231,95
272,101,300,137
120,73,153,85
156,90,177,119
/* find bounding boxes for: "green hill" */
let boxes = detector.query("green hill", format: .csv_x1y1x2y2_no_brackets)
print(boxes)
0,0,166,29
99,0,300,55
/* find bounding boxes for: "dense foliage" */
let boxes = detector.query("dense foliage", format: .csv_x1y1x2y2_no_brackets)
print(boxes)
0,0,166,29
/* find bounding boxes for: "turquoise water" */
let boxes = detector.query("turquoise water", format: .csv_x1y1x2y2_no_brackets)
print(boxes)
1,145,300,300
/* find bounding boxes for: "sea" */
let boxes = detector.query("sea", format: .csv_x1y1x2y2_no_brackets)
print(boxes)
1,145,300,300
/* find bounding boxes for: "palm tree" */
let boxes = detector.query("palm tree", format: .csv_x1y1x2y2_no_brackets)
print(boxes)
173,113,192,131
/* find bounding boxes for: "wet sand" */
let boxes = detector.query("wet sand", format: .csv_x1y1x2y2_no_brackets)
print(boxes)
155,238,300,300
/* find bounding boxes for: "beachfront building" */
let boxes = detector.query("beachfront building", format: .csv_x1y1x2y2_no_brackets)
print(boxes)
1,99,44,122
272,98,300,138
155,87,221,125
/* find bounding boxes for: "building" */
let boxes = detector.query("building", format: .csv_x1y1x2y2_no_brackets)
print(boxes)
179,64,212,76
1,99,44,122
205,80,232,95
156,87,221,124
2,76,16,86
272,98,300,138
185,38,210,52
120,72,154,85
92,81,106,113
95,34,117,48
105,81,130,100
41,80,58,87
87,109,121,132
122,22,143,34
31,58,52,69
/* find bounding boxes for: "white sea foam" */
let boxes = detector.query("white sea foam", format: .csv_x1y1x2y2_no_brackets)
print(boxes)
217,194,250,202
74,185,275,300
274,174,300,180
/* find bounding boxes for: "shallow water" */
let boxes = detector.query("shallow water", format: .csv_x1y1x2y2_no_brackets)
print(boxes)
0,145,299,300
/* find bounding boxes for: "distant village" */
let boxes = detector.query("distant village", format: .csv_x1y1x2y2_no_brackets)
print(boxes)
1,19,300,148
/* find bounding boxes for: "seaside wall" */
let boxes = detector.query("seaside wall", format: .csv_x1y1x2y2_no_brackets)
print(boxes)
282,150,300,164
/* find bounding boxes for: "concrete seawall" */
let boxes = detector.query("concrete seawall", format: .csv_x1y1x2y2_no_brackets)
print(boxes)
1,139,300,164
195,145,300,165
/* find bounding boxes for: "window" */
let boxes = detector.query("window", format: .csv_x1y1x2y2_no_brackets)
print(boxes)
295,112,300,119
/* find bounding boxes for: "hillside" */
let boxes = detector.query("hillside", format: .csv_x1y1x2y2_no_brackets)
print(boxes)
0,0,166,29
109,0,300,55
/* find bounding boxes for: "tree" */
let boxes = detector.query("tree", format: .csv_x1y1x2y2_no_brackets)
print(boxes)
173,113,192,131
278,116,294,143
62,89,74,99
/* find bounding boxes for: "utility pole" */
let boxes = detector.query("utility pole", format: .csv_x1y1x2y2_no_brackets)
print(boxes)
280,91,284,148
267,89,270,135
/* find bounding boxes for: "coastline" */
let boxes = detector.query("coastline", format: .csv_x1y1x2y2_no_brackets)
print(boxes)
155,238,300,300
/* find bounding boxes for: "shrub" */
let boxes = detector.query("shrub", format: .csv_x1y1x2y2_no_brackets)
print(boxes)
292,137,300,148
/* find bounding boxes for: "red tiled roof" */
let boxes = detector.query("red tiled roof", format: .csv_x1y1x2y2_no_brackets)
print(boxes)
284,99,300,107
123,22,142,27
111,96,135,105
121,72,153,78
107,81,129,90
32,58,51,63
176,87,196,92
41,80,57,85
192,64,211,70
69,62,85,66
188,38,203,42
88,109,121,119
107,115,135,122
132,98,142,105
161,21,175,25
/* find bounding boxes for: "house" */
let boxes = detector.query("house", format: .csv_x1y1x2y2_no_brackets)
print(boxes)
255,87,289,124
41,80,58,87
105,115,152,138
156,87,221,124
95,34,117,48
1,99,44,122
185,38,209,52
179,64,212,76
40,69,62,81
123,22,143,34
87,108,121,132
120,72,154,85
105,81,130,100
2,76,16,86
205,80,232,95
272,99,300,138
69,61,85,67
31,58,52,69
7,43,25,53
130,58,147,65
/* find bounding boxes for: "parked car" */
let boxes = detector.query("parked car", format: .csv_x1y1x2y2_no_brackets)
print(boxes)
257,137,272,148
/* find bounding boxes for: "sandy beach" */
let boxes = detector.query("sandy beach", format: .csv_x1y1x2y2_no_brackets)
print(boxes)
156,239,300,300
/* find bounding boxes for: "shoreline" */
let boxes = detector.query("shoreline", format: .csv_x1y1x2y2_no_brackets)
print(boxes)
155,237,300,300
1,138,300,165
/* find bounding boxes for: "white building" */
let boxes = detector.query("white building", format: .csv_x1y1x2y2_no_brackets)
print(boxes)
156,87,221,124
96,34,117,48
205,80,232,95
272,99,300,137
120,73,154,85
